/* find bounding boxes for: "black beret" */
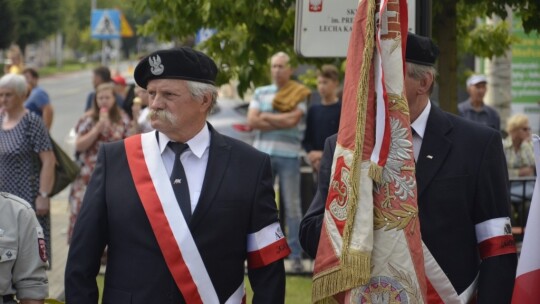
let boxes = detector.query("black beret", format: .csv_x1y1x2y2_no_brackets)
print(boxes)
406,33,439,66
134,48,218,89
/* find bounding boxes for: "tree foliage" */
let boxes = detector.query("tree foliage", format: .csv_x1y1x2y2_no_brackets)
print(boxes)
473,0,540,34
135,0,540,103
60,0,150,59
12,0,63,52
134,0,336,95
433,0,539,112
0,0,16,49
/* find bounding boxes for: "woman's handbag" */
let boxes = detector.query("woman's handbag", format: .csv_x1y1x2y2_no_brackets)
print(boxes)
49,137,80,197
25,114,80,197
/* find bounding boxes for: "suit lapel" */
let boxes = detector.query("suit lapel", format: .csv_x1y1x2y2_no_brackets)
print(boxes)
416,105,453,197
190,124,231,229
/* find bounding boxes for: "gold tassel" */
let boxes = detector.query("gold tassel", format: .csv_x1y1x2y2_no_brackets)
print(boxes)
312,253,371,303
368,162,383,183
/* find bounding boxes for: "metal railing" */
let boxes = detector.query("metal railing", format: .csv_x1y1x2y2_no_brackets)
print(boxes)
509,176,536,235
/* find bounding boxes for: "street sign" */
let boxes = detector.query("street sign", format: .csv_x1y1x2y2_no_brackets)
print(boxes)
120,12,134,38
91,9,121,40
294,0,416,57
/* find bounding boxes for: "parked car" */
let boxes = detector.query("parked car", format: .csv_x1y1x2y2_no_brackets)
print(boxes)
207,98,255,145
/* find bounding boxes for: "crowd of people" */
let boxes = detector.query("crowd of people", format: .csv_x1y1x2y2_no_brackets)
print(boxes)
0,32,535,303
0,47,159,303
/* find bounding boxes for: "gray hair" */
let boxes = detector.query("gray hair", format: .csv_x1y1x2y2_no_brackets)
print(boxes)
406,62,437,94
0,73,28,98
271,51,290,66
186,80,218,113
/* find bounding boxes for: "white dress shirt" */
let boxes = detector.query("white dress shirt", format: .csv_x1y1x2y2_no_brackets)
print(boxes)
157,124,210,213
410,101,431,162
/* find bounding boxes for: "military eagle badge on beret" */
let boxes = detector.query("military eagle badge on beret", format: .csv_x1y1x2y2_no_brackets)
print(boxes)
149,54,164,75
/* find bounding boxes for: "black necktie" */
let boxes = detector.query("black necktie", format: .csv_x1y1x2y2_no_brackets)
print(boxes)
167,142,191,223
411,127,418,162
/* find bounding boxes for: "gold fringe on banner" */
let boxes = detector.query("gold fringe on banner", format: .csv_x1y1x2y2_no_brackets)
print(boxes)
312,253,371,303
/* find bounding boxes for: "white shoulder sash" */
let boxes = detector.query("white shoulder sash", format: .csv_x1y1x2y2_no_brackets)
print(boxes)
126,133,245,303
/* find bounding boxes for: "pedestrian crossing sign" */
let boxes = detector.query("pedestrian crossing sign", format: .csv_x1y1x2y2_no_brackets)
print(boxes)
91,9,121,40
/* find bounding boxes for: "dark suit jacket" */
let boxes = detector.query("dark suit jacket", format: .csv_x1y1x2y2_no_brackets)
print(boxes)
66,124,285,304
300,105,517,304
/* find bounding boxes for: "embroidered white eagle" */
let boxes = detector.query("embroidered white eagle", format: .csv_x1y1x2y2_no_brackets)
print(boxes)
149,55,164,75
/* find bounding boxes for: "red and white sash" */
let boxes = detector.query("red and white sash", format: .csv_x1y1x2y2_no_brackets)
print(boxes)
125,133,245,304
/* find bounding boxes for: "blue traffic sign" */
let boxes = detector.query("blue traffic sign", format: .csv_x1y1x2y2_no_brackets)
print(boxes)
91,9,121,40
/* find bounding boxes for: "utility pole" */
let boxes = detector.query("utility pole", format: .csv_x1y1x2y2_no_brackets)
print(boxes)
416,0,432,37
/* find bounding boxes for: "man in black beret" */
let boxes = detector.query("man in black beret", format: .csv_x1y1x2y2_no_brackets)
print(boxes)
300,33,517,303
66,47,289,304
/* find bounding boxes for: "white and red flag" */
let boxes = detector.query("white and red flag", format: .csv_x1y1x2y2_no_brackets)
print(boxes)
512,135,540,303
311,0,426,303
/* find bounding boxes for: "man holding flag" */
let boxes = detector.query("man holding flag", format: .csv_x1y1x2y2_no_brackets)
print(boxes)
300,1,517,302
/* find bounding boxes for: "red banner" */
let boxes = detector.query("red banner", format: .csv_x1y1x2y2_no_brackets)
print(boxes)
311,0,426,302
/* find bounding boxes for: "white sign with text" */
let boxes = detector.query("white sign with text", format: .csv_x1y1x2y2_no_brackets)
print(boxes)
295,0,416,57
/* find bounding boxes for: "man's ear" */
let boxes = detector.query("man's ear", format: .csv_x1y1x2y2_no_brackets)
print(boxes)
419,72,434,95
200,93,212,112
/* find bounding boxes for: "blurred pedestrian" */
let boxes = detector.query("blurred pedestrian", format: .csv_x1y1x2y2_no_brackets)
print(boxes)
0,73,55,267
301,33,517,303
504,114,535,178
458,74,501,131
68,82,132,242
3,45,24,75
65,48,289,303
0,192,49,304
302,64,341,174
503,113,535,224
130,85,153,133
83,66,123,111
23,68,54,130
112,73,128,100
247,51,310,273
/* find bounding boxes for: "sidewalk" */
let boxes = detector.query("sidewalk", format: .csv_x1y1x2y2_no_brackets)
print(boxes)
46,190,70,301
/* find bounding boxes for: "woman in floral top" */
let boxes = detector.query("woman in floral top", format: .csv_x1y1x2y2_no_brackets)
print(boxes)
68,82,132,242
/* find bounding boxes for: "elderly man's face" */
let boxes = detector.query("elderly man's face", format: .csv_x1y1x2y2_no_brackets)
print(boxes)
271,55,292,87
146,79,209,139
467,82,487,103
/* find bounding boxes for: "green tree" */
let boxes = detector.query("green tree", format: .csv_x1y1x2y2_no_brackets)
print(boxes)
62,0,149,60
0,0,16,49
12,0,63,52
134,0,335,95
135,0,539,102
434,0,539,113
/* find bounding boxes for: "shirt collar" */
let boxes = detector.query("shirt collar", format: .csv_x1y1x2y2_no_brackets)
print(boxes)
410,101,431,139
462,99,487,112
157,123,210,158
